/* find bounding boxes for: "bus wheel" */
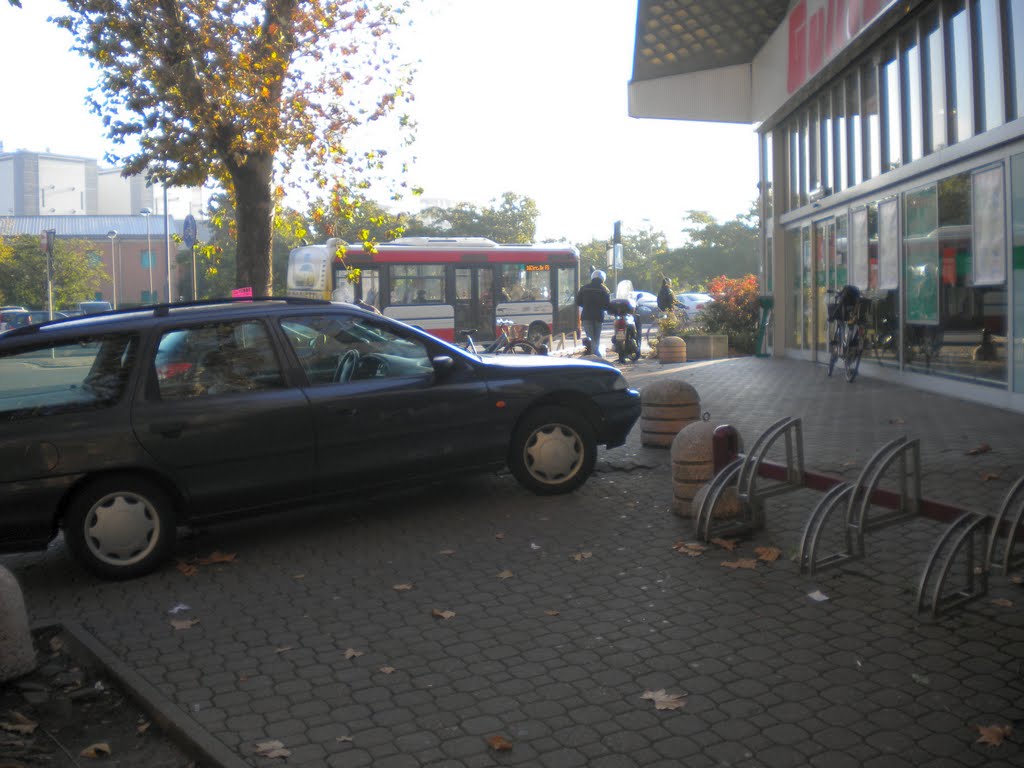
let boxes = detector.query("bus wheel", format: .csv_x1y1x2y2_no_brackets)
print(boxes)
527,322,549,346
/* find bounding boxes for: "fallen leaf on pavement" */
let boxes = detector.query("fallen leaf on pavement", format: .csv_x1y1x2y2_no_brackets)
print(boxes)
438,549,456,556
570,551,593,561
79,743,112,759
274,646,293,654
170,618,200,630
991,598,1014,608
336,735,353,743
0,712,38,735
755,546,782,562
888,417,906,425
640,689,686,710
981,472,1001,482
176,561,198,577
721,559,758,570
1012,575,1023,585
137,720,151,735
393,583,414,591
544,609,560,616
672,541,706,557
344,648,364,659
711,537,738,551
497,569,514,580
379,666,395,674
49,636,64,653
432,608,456,620
195,550,236,565
966,443,992,455
486,735,514,751
975,724,1011,747
255,740,291,758
494,532,506,540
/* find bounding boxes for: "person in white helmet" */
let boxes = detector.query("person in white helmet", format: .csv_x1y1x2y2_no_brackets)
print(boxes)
576,270,611,354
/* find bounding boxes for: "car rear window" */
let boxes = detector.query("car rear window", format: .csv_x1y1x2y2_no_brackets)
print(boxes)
0,334,138,421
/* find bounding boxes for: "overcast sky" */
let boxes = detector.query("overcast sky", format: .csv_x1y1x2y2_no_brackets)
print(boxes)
0,0,758,247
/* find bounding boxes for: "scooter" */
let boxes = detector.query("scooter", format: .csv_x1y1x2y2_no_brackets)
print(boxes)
609,297,640,363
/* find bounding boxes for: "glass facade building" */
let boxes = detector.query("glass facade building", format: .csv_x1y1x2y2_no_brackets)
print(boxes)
761,0,1024,408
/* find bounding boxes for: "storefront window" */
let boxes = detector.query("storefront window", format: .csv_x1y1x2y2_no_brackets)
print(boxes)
847,74,864,186
923,13,947,152
863,63,882,179
883,52,902,171
802,227,813,349
789,121,801,210
975,0,1005,133
819,96,832,194
786,228,802,349
836,211,849,288
1011,0,1024,119
864,202,899,367
903,171,1007,385
902,33,923,163
834,84,848,192
948,3,974,144
1012,154,1024,391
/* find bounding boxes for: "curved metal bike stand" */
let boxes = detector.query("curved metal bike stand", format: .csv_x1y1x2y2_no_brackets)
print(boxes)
797,482,856,575
693,457,744,542
846,436,921,552
736,417,805,506
984,475,1024,576
916,511,991,619
693,417,806,543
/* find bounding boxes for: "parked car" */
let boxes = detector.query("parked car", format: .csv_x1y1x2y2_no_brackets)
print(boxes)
0,299,642,579
0,309,49,333
675,292,714,320
78,301,113,314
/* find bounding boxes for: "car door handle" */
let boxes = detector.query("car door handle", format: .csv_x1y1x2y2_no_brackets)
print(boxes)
150,421,186,437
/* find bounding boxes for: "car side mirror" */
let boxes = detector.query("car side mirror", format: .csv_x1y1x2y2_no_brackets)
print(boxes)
431,355,455,374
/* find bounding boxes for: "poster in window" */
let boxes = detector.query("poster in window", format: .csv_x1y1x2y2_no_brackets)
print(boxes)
851,207,868,289
972,165,1006,286
878,199,899,290
903,185,939,324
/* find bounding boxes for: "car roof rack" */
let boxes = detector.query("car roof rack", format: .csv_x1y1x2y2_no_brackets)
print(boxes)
1,296,331,339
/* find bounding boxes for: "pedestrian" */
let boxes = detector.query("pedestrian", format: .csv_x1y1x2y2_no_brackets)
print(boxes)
576,270,611,353
657,277,676,313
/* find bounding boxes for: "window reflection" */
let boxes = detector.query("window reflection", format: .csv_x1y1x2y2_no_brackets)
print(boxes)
975,0,1004,132
948,3,973,144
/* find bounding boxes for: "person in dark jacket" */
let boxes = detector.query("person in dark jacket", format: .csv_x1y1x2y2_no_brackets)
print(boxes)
576,270,611,353
657,277,676,312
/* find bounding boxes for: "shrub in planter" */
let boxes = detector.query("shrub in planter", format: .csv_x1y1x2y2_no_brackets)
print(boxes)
701,274,760,355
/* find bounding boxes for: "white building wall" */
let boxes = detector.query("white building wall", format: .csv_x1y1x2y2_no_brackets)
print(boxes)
37,157,89,215
97,169,134,215
0,158,14,215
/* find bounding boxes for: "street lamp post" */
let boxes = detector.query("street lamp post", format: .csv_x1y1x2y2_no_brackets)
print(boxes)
141,208,153,303
106,230,118,309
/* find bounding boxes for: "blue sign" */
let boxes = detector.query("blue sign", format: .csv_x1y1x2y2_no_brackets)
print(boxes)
183,214,197,248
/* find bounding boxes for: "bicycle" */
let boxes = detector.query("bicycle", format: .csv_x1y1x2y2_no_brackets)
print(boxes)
826,286,865,382
459,319,539,355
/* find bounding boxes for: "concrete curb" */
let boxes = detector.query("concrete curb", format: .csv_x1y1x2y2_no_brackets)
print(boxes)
55,620,250,768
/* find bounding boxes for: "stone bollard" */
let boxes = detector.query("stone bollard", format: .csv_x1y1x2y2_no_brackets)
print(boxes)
640,379,700,448
670,420,717,518
659,336,687,364
0,565,36,681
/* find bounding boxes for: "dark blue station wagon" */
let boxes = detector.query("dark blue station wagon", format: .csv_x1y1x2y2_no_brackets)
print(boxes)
0,299,641,579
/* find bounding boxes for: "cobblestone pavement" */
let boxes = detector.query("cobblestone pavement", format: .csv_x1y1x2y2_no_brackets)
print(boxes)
3,356,1024,767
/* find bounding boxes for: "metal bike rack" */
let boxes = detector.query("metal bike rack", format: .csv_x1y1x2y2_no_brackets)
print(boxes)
797,436,921,575
693,417,805,542
985,475,1024,576
916,511,991,619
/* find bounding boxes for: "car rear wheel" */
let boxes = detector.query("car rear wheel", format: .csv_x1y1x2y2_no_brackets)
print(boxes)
509,406,597,495
64,475,176,579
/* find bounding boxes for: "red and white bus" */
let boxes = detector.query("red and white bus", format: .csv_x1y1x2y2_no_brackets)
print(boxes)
286,237,581,344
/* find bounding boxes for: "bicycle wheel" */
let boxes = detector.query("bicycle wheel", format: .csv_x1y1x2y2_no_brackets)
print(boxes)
827,323,840,377
844,327,862,382
506,340,538,355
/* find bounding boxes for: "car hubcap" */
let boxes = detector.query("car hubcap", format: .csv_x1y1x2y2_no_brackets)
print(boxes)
524,424,583,484
84,492,159,566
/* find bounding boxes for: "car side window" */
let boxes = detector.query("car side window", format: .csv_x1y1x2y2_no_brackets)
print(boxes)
0,334,138,421
281,314,434,386
154,320,285,400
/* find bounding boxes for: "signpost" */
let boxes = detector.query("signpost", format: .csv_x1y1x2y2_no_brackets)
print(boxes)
39,229,55,319
183,214,197,300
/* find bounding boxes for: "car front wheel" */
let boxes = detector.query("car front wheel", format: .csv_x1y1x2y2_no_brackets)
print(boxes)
64,475,176,579
509,406,597,495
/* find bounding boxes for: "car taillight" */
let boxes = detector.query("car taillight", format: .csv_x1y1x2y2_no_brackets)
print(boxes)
157,361,193,380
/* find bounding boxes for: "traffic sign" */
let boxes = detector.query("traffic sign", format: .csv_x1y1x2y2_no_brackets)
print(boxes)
183,215,197,248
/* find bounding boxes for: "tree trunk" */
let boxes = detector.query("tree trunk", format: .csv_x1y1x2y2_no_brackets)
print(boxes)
232,153,275,296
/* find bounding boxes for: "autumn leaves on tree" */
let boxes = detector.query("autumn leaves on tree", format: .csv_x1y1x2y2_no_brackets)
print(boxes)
55,0,416,294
